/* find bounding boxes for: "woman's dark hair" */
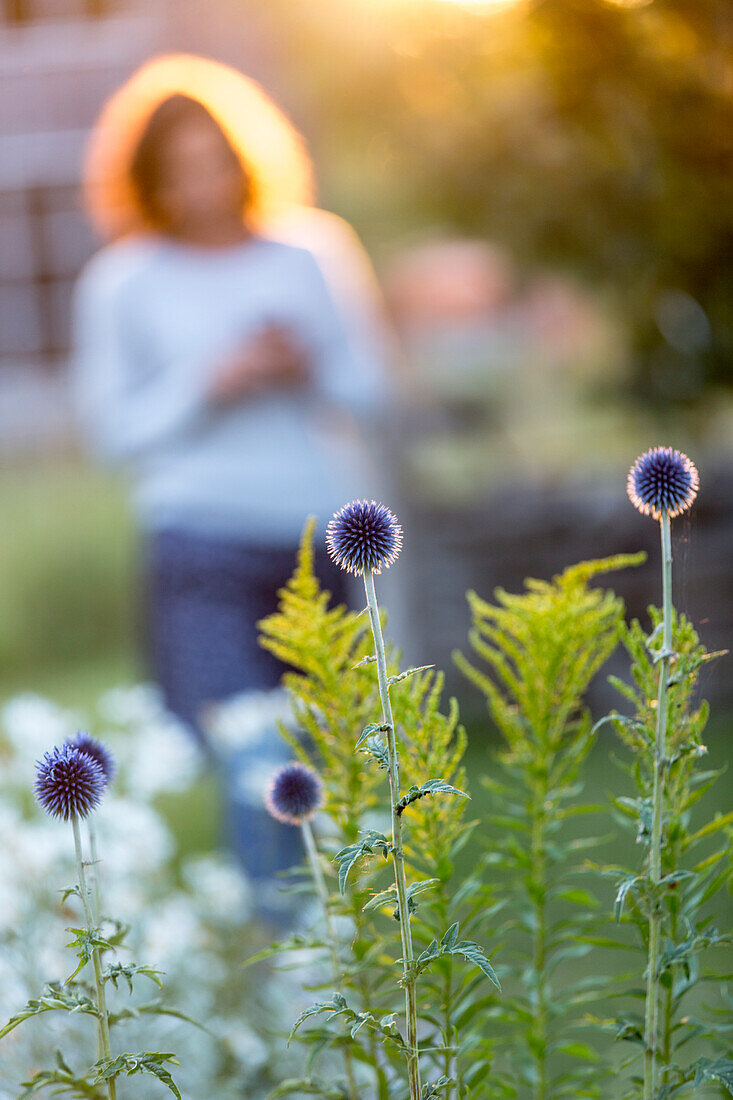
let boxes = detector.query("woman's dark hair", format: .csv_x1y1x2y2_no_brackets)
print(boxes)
83,54,314,241
129,93,248,226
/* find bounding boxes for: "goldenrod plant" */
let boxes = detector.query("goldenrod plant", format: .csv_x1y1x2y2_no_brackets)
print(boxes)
255,511,499,1099
455,554,644,1098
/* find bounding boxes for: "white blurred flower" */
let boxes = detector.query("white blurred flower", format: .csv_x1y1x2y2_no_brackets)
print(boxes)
118,720,202,798
212,1017,268,1069
139,895,207,966
202,689,295,753
97,683,165,727
182,854,252,924
1,694,83,760
96,797,173,877
0,685,301,1097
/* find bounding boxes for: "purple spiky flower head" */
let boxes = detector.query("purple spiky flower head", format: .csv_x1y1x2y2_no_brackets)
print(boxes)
326,499,403,575
64,731,115,788
265,762,323,825
627,446,699,521
34,744,106,820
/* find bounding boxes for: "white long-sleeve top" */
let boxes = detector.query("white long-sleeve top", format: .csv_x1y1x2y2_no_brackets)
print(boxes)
71,231,391,543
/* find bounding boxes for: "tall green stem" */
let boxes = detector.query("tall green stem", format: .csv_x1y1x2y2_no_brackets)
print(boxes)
72,815,116,1100
87,819,103,1061
87,819,102,926
363,569,422,1100
301,819,359,1100
644,511,673,1100
530,790,548,1100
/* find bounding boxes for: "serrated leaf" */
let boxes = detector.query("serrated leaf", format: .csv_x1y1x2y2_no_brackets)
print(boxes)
355,723,389,750
103,962,164,994
614,875,640,922
412,923,500,989
289,994,350,1043
362,886,397,913
395,779,469,815
269,1079,348,1098
332,831,391,893
359,734,390,770
93,1052,181,1098
423,1076,456,1098
692,1057,733,1093
65,927,118,982
387,663,435,686
0,983,99,1039
351,655,377,669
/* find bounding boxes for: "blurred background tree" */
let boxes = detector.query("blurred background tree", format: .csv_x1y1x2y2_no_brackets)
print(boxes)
269,0,732,410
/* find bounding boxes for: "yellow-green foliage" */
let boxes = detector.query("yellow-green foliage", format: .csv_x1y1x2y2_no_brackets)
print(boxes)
257,519,478,1097
258,516,383,837
456,555,645,767
455,554,644,1100
605,609,732,1098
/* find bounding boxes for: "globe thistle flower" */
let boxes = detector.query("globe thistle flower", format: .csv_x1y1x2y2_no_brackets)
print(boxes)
34,744,106,820
326,499,403,575
627,446,699,520
265,762,323,825
65,731,115,787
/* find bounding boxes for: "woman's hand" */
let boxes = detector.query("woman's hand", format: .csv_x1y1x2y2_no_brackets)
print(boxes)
209,324,310,406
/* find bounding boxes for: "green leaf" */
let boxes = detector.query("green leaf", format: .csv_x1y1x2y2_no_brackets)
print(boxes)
332,831,392,893
362,885,397,913
692,1057,733,1093
269,1080,348,1098
388,664,435,686
614,875,641,922
354,722,389,750
395,779,469,815
363,878,439,919
289,993,351,1043
0,983,99,1039
412,923,500,989
103,962,164,993
289,993,405,1051
65,927,118,982
359,734,390,770
241,933,325,970
422,1077,456,1098
107,1000,209,1032
93,1052,181,1099
351,654,377,669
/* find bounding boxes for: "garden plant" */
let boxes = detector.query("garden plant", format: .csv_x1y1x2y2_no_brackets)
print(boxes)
1,450,731,1100
1,733,183,1098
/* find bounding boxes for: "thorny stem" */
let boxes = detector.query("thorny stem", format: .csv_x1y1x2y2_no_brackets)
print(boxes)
87,819,102,1061
644,511,673,1100
363,569,422,1100
87,818,102,927
301,819,359,1100
530,786,548,1100
71,814,116,1100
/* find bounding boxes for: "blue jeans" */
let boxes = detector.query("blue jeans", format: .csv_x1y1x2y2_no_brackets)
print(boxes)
145,528,348,922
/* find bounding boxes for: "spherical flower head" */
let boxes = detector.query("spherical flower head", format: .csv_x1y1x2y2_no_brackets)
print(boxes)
34,744,106,820
265,762,323,825
64,731,115,787
627,447,699,520
326,499,403,575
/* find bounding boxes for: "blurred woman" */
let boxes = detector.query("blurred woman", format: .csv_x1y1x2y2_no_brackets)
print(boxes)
72,55,391,919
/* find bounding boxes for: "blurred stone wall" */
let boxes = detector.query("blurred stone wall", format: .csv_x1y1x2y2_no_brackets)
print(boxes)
399,464,733,719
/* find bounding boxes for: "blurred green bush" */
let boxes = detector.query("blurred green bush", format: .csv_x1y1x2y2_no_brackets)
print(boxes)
0,459,137,689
